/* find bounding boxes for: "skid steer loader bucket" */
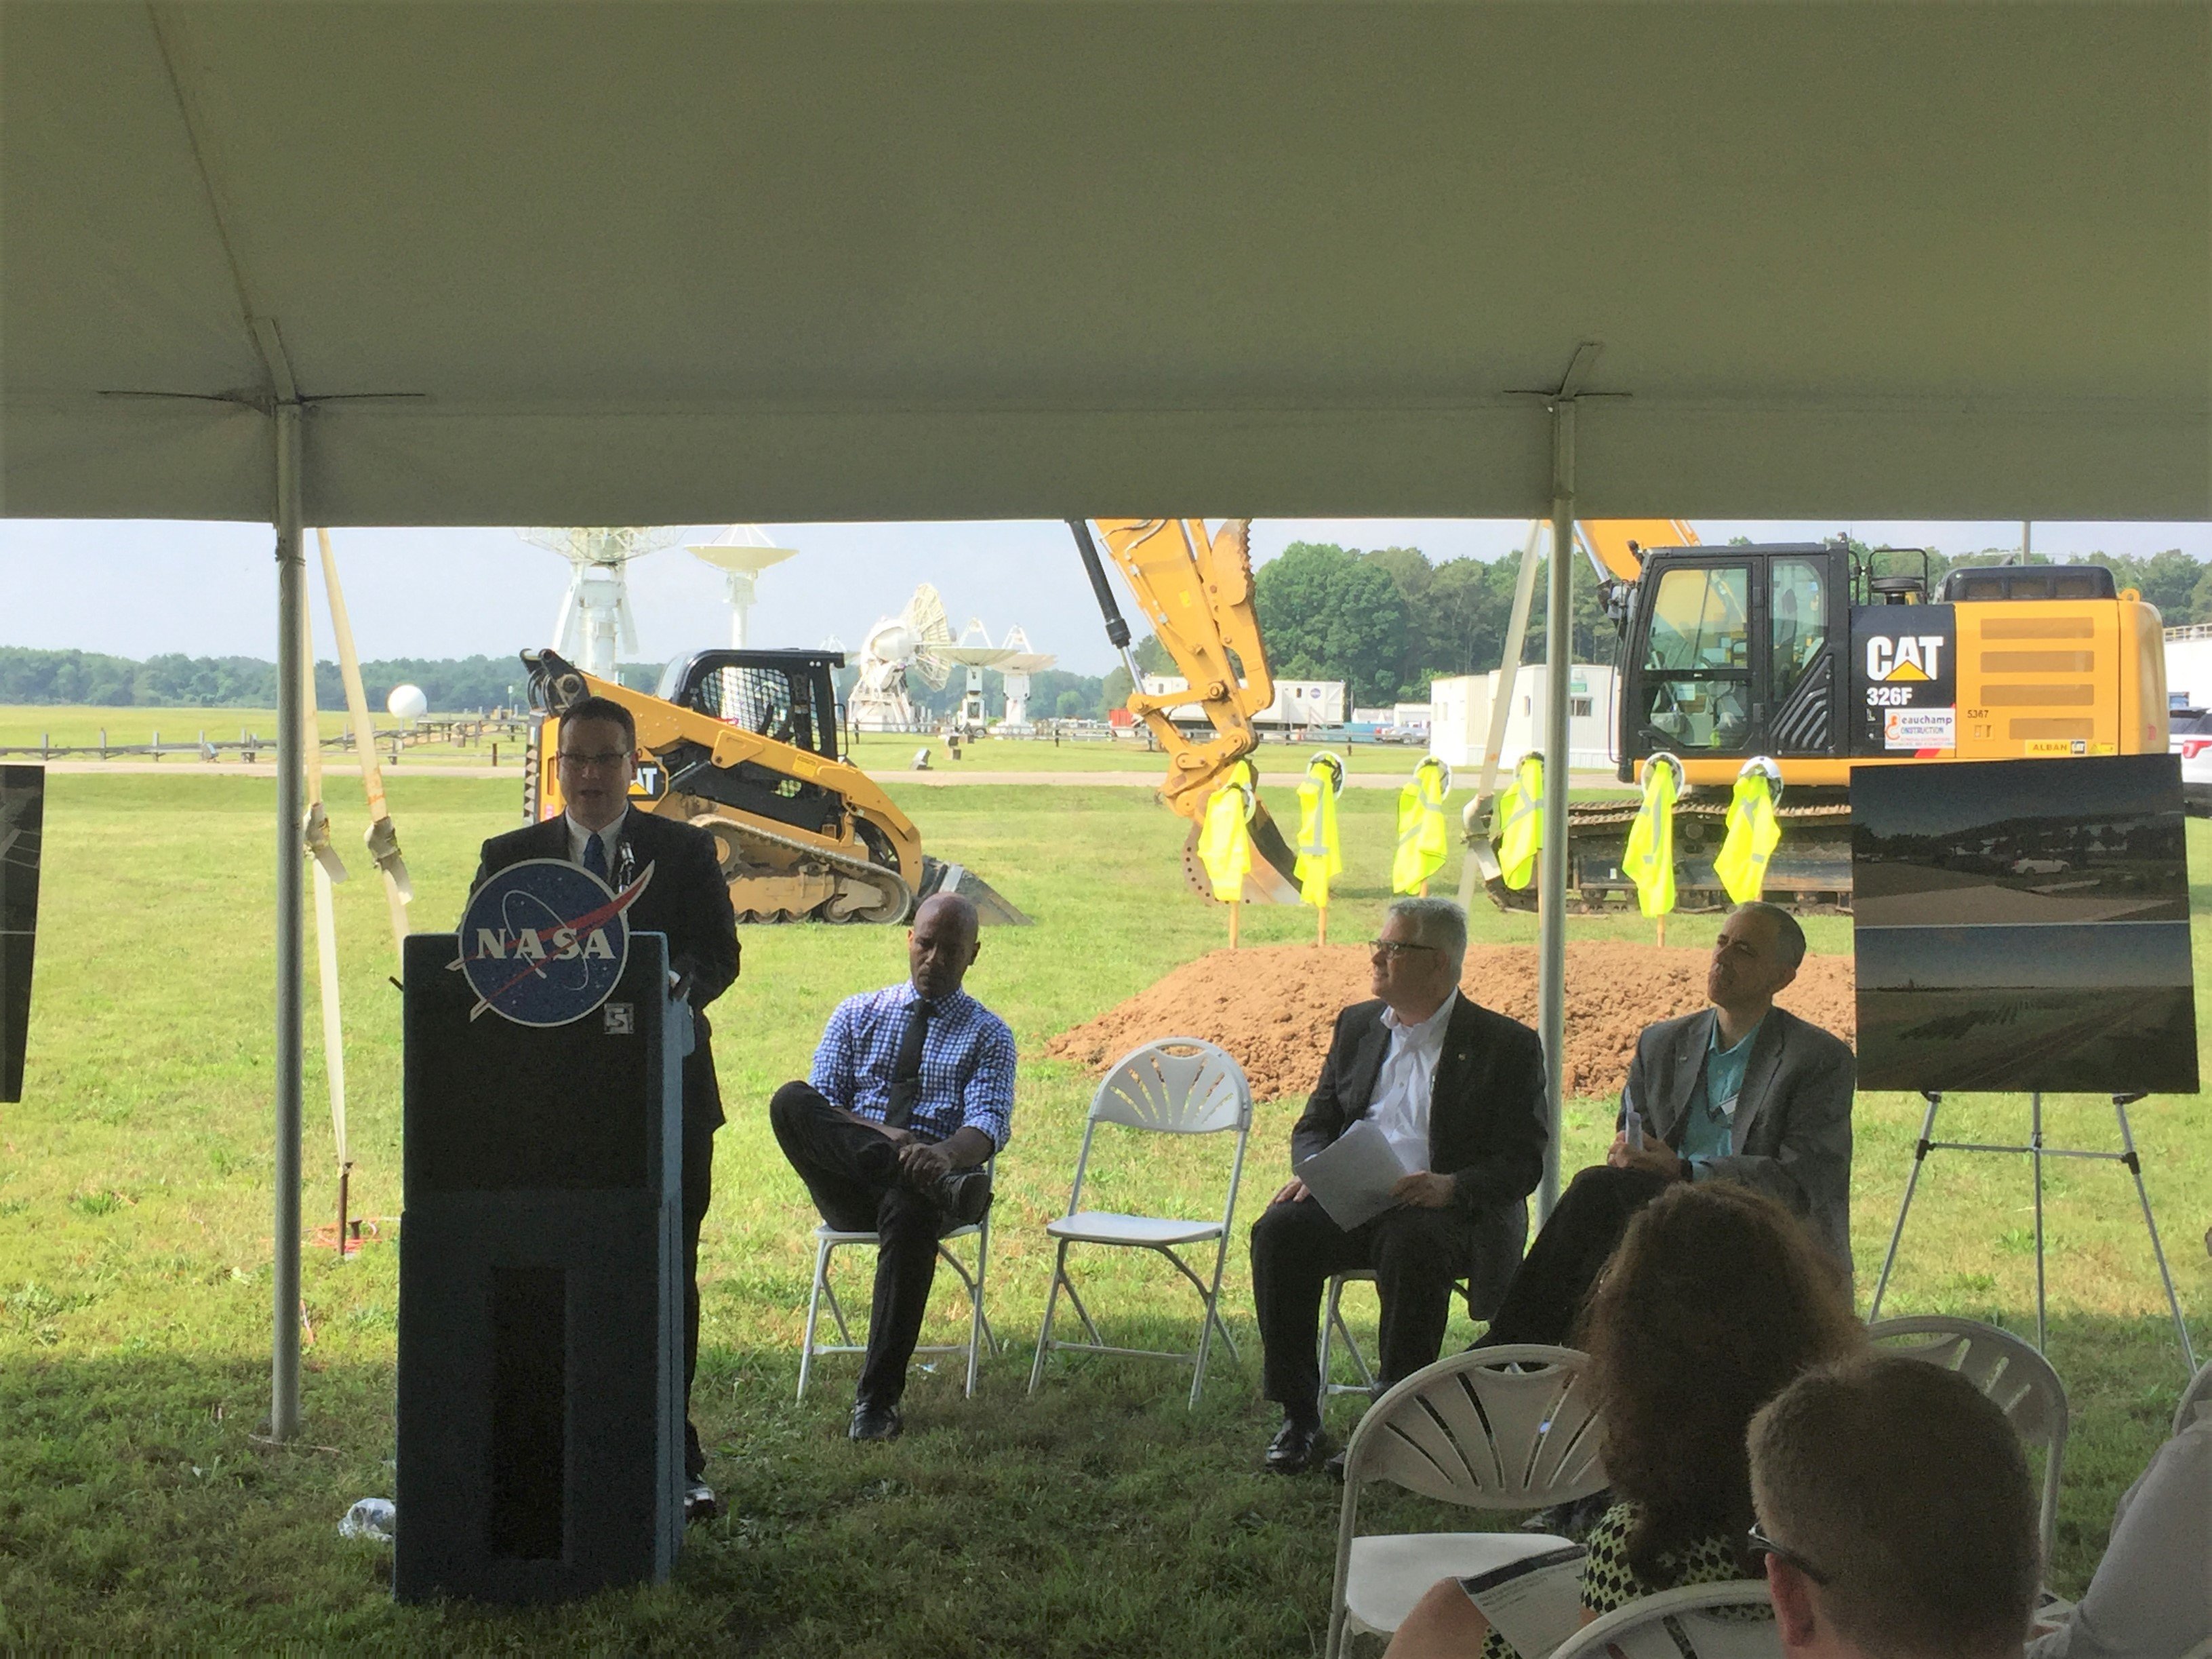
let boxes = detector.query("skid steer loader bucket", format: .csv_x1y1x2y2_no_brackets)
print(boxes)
917,856,1032,925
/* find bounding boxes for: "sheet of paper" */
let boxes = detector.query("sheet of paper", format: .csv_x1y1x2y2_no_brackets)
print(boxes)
1293,1118,1408,1231
1460,1546,1588,1656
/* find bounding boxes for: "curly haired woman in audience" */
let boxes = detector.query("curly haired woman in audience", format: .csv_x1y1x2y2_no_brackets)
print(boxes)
1384,1181,1865,1659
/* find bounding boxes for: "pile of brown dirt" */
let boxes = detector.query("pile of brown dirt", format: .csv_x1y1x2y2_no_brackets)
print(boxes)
1046,942,1856,1103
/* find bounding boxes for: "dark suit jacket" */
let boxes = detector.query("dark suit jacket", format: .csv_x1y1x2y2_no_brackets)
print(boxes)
1290,994,1548,1222
473,807,740,1134
1626,1005,1854,1266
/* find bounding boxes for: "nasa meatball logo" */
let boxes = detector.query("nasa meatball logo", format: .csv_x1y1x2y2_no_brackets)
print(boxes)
452,857,653,1026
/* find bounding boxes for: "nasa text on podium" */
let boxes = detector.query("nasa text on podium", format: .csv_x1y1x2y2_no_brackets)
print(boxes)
397,858,685,1603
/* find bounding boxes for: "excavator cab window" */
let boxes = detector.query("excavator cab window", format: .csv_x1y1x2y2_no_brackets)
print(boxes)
1639,563,1753,751
1770,557,1828,693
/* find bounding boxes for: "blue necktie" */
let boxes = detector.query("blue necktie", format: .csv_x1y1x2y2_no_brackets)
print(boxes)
582,831,610,882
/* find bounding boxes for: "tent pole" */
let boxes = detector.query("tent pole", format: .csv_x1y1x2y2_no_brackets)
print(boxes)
1536,399,1575,1221
271,402,305,1441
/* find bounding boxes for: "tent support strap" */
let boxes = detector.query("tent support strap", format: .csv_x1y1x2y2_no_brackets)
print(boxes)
272,402,305,1441
1536,398,1575,1222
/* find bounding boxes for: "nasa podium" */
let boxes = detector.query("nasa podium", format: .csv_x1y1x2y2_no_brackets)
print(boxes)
395,862,685,1605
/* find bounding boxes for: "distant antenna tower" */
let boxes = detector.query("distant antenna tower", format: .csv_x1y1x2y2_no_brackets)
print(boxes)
994,626,1058,731
686,524,801,648
520,525,683,679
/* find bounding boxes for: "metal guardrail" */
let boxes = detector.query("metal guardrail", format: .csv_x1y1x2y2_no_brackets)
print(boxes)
0,716,530,763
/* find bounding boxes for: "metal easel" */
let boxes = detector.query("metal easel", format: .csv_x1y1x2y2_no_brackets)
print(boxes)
1868,1090,2197,1376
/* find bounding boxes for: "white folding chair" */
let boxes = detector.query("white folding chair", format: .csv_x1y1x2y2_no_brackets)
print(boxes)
1325,1344,1606,1659
1027,1038,1251,1407
1321,1268,1384,1397
797,1174,996,1403
1320,1267,1476,1398
2175,1356,2212,1437
1870,1315,2068,1567
1548,1582,1778,1659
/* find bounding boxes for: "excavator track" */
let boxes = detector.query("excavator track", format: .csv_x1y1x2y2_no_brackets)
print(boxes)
1485,795,1856,916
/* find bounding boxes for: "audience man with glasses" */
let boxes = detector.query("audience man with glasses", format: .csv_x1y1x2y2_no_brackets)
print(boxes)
471,694,740,1523
1249,896,1546,1473
1748,1353,2041,1659
769,892,1013,1443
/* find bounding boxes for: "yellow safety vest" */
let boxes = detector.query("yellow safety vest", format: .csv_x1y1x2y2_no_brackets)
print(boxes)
1495,755,1544,890
1391,761,1451,894
1621,761,1678,919
1715,770,1782,902
1294,762,1343,909
1197,784,1253,902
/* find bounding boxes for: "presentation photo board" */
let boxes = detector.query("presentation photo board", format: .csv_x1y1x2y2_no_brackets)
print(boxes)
1851,755,2198,1095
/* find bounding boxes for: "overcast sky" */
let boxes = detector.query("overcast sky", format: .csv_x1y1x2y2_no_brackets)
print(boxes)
3,518,2207,677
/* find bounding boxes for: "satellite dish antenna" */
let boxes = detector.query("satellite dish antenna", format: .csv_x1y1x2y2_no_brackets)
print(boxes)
992,624,1058,731
938,618,1022,733
519,525,683,680
685,525,801,648
849,585,955,732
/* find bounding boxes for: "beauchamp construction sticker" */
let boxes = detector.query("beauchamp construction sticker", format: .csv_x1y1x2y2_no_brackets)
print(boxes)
1884,706,1956,751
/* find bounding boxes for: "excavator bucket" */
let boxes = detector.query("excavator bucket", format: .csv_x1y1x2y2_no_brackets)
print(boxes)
1180,798,1305,904
917,856,1032,925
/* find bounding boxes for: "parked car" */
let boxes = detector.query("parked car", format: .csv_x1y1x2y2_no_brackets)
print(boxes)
2171,708,2212,816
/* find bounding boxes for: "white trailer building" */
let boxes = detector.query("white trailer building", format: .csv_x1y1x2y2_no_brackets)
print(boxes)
1428,665,1617,773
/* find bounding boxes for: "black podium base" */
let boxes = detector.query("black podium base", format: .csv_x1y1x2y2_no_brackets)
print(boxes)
394,932,684,1604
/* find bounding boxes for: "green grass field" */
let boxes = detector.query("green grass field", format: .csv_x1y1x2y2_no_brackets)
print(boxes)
1,763,2206,1651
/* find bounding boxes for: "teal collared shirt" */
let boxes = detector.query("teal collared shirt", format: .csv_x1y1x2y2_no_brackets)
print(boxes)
1681,1014,1762,1176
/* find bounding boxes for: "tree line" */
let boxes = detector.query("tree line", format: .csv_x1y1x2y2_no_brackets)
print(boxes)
10,538,2201,719
0,649,541,712
1248,537,2211,706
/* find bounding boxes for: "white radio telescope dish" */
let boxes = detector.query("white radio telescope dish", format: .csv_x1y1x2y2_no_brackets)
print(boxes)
849,584,956,732
521,525,682,679
686,524,800,647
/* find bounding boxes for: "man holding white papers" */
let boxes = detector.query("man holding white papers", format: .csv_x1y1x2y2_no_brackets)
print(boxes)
1250,898,1546,1473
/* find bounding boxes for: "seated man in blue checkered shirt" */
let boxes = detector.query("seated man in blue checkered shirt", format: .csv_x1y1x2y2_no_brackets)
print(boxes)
769,892,1015,1443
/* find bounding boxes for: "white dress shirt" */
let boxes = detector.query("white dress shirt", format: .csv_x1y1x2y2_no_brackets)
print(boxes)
1367,990,1458,1176
563,807,628,873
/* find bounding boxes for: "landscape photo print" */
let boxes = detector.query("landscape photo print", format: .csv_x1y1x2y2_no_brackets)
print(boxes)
1851,754,2198,1095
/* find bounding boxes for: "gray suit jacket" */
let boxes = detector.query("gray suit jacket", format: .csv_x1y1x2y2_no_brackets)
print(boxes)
1625,1005,1855,1267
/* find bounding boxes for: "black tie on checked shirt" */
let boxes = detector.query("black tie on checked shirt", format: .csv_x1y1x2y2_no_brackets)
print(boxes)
883,998,935,1130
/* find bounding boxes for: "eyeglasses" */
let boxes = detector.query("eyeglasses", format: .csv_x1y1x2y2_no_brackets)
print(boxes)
1746,1524,1830,1585
557,750,633,772
1367,939,1440,959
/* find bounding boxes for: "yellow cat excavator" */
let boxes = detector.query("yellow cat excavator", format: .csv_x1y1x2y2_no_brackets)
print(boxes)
1069,518,1304,903
1486,523,2172,911
521,647,1027,925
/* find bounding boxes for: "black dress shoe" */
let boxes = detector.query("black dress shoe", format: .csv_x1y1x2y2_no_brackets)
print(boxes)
933,1168,994,1226
1264,1417,1328,1474
684,1480,719,1523
849,1398,904,1442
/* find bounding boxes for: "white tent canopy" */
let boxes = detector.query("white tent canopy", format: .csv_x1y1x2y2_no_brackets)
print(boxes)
5,1,2207,526
5,0,2207,1439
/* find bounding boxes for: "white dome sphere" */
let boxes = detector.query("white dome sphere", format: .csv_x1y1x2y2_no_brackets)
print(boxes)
386,683,429,721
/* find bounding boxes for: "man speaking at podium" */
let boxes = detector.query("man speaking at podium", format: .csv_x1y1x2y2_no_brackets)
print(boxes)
472,694,740,1524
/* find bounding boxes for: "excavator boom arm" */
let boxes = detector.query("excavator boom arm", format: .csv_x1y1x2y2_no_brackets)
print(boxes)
1080,517,1274,820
